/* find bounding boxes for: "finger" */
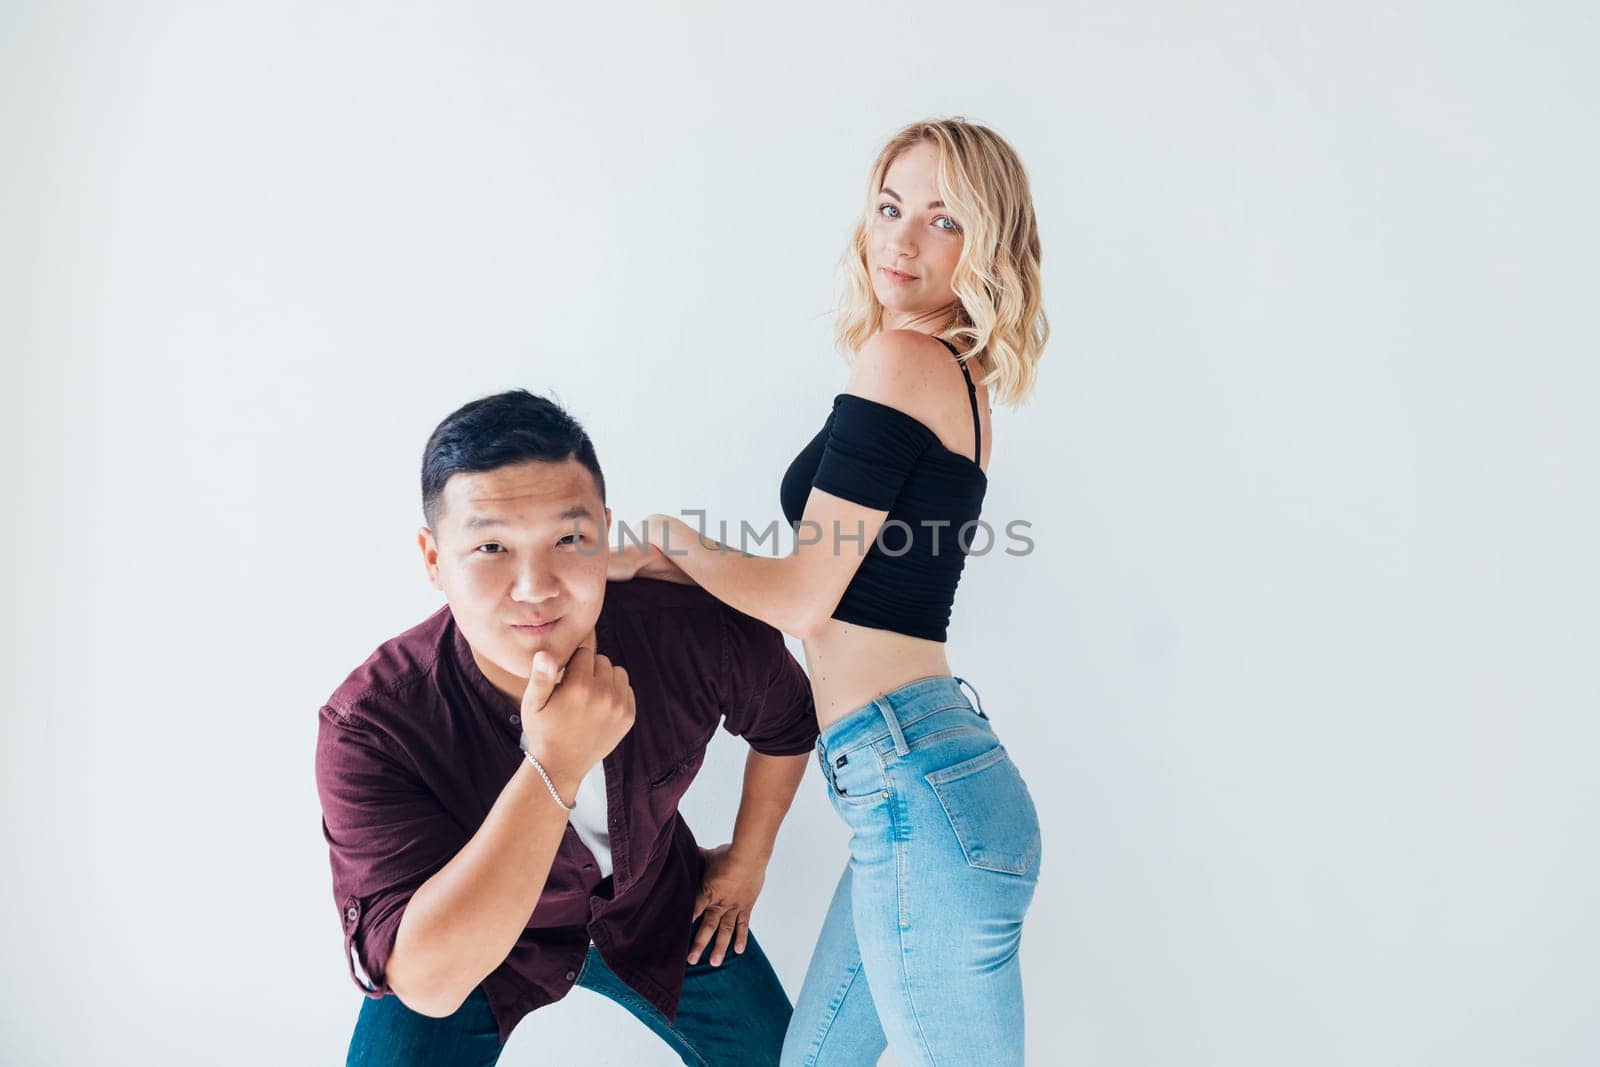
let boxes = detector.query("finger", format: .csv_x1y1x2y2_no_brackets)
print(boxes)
710,909,738,966
691,885,710,922
734,914,750,955
688,908,722,963
607,551,642,582
591,652,612,680
577,627,599,653
564,644,595,682
522,650,562,714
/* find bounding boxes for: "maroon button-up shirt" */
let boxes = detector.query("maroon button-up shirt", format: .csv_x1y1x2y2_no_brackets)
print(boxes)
314,578,817,1042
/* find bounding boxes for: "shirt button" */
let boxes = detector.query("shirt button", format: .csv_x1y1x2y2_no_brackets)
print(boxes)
509,714,521,725
565,970,577,982
345,907,358,922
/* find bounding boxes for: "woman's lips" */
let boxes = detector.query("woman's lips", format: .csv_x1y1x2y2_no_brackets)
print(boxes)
880,267,917,284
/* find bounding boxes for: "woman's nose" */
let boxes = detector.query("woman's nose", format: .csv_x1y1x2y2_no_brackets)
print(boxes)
885,232,917,258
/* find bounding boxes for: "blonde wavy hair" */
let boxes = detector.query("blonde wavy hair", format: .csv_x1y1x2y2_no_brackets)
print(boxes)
835,117,1048,407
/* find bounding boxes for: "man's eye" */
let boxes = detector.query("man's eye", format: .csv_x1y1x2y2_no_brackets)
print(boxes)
558,534,584,546
476,543,505,554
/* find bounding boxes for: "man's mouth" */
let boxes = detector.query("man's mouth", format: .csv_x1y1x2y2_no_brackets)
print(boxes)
511,618,562,635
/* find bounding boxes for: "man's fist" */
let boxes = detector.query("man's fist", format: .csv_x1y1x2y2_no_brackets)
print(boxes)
520,630,635,798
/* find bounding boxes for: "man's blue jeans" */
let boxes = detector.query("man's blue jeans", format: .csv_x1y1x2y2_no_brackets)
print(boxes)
346,931,791,1066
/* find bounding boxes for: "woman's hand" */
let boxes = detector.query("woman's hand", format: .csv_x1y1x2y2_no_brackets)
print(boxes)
605,541,645,582
607,538,697,586
641,512,678,551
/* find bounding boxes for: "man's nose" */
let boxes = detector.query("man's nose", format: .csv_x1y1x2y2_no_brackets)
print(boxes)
510,562,560,602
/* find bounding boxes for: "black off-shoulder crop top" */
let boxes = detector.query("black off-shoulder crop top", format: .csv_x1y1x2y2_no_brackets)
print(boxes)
779,337,988,642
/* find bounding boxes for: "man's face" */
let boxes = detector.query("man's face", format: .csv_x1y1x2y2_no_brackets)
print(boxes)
419,459,611,696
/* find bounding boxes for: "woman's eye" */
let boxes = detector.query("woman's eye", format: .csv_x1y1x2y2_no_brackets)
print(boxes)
935,216,960,233
877,203,900,219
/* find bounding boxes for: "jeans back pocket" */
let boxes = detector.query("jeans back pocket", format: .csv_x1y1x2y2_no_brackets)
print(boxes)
925,747,1042,876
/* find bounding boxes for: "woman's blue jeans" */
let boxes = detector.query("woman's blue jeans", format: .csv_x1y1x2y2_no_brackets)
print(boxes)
780,675,1042,1066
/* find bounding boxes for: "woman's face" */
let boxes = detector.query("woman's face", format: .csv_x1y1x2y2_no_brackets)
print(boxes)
867,140,965,329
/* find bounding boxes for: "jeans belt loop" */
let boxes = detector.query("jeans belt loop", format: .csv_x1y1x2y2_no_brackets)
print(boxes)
954,675,988,720
874,696,912,756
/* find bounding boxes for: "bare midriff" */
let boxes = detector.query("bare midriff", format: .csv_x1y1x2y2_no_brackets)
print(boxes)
802,617,954,732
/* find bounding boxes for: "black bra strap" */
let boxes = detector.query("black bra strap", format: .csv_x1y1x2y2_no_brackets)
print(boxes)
936,338,982,464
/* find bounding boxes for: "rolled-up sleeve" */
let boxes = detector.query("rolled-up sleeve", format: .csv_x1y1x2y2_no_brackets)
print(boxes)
315,705,461,998
718,606,819,756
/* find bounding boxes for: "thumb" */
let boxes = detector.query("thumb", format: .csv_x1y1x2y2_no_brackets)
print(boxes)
522,649,562,714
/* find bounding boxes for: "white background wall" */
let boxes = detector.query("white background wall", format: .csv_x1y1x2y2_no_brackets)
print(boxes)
3,2,1596,1064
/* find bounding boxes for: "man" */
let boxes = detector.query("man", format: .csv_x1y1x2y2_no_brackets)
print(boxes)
315,389,816,1065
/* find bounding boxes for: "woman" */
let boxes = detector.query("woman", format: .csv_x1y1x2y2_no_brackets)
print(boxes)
617,117,1048,1065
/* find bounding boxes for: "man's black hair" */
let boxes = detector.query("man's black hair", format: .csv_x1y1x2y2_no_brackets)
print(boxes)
421,389,606,526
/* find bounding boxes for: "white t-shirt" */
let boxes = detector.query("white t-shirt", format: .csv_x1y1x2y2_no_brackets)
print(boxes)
568,760,613,880
521,731,614,879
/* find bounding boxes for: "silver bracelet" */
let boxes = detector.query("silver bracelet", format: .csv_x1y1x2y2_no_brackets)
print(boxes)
521,746,576,812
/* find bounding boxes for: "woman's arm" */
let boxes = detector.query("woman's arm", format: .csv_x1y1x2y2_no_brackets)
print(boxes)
644,491,887,640
644,330,951,638
606,538,699,585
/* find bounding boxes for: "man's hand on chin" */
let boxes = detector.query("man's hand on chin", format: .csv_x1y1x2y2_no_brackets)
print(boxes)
687,843,768,967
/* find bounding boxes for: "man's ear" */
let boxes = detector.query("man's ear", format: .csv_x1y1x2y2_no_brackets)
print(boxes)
418,526,443,591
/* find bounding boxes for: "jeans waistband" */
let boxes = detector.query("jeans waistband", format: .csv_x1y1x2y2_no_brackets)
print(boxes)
816,674,989,761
